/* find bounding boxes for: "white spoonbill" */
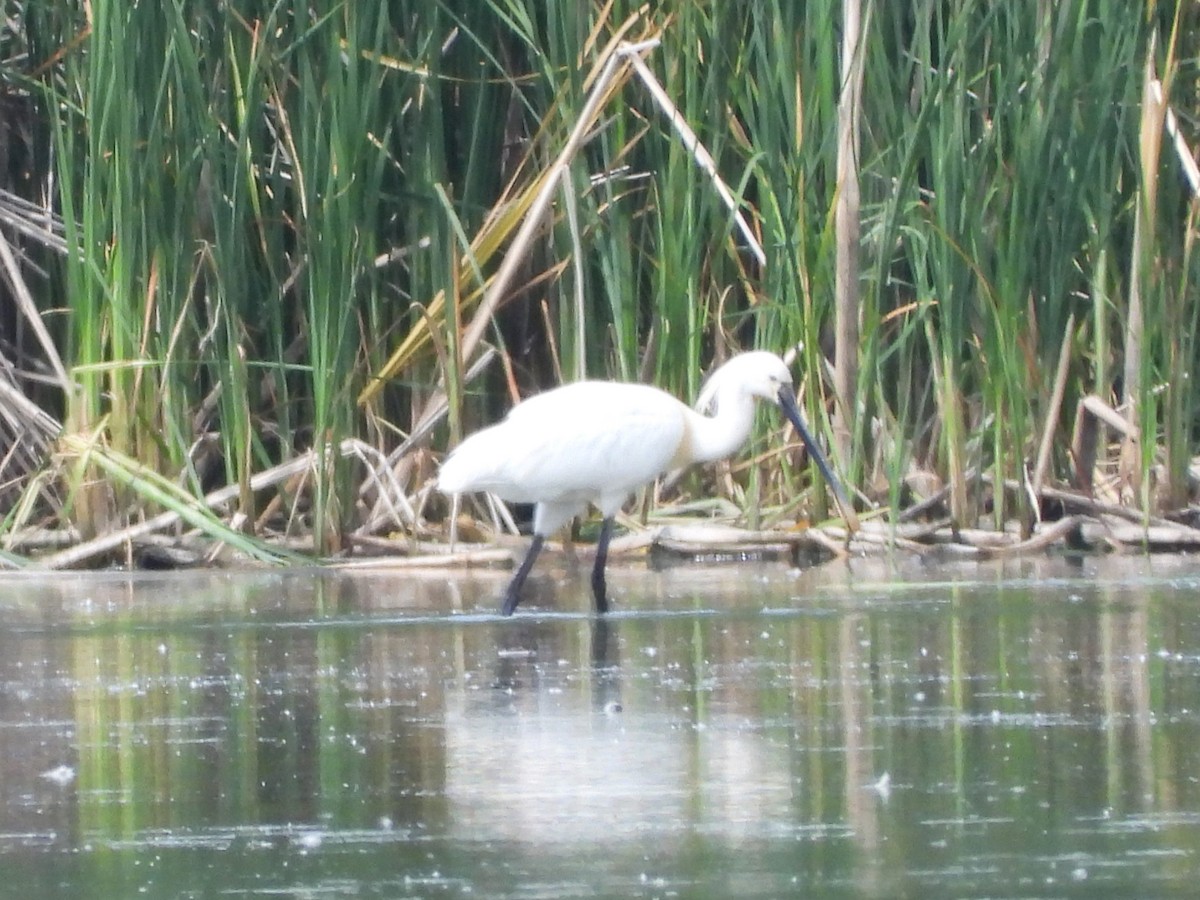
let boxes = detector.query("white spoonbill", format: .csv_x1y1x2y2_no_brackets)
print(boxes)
437,350,858,615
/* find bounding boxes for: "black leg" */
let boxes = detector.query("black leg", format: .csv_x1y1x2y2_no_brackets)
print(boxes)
590,516,614,614
501,534,544,616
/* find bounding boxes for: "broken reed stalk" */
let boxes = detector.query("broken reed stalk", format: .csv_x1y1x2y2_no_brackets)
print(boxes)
1031,313,1075,498
1070,393,1139,498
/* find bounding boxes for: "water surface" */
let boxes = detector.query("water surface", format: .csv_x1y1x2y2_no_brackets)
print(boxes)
3,554,1200,897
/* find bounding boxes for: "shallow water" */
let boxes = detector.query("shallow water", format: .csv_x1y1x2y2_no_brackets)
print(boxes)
3,553,1200,897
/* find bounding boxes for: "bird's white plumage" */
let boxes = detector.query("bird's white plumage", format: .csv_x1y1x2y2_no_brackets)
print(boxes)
437,381,688,533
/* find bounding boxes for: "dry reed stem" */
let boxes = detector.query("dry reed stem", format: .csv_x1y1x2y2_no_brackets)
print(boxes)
1154,78,1200,198
1071,394,1138,495
623,53,767,268
0,227,70,389
332,548,515,570
1121,32,1164,499
833,0,868,463
34,439,406,569
975,516,1088,557
459,39,660,369
1032,313,1074,498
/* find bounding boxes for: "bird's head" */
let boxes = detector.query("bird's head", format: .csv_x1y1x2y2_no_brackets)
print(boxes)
696,350,860,532
695,350,794,413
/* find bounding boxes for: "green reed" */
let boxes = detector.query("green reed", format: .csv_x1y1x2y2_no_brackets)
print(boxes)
4,0,1199,555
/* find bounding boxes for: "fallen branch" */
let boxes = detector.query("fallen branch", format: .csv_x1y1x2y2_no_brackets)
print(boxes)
332,548,515,570
978,515,1089,557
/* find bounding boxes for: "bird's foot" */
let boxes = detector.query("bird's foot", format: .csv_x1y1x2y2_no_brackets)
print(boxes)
500,585,522,617
499,534,544,616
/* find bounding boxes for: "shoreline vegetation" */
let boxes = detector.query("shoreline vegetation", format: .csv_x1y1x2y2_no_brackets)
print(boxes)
3,3,1200,574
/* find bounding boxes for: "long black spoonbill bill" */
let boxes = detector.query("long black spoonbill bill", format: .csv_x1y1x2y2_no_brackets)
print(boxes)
437,350,858,615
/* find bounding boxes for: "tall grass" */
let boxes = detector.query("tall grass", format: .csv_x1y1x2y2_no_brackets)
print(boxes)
1,0,1198,560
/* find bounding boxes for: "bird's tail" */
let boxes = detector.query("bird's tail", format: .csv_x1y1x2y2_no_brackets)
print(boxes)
435,430,497,495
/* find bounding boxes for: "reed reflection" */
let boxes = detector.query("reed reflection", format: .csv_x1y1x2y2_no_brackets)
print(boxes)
0,559,1197,896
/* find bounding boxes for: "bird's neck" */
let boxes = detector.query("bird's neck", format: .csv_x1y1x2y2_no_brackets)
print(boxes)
686,387,756,464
